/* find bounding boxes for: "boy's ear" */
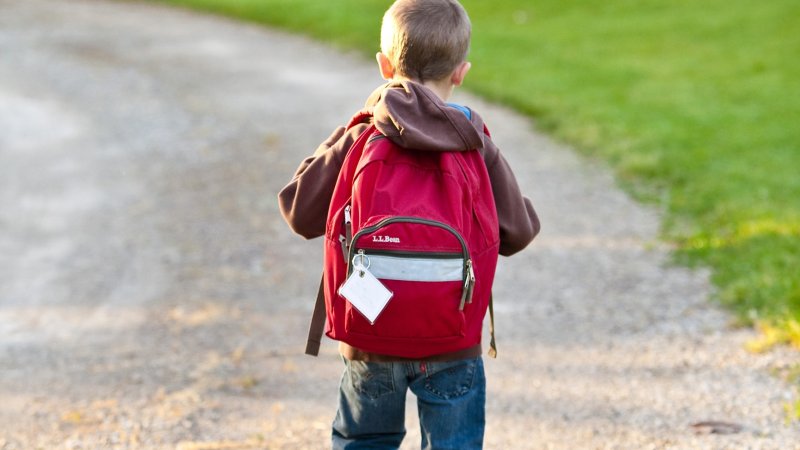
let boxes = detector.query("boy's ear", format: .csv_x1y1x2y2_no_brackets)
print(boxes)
376,52,395,80
450,61,471,87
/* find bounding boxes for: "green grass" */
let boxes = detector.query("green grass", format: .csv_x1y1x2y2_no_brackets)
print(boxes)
152,0,800,343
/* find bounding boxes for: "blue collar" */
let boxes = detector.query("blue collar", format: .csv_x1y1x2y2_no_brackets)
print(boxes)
446,103,472,119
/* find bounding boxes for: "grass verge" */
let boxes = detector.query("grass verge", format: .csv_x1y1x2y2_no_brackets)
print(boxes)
150,0,800,345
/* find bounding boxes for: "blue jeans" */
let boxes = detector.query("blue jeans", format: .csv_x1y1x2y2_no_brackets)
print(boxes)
332,357,485,450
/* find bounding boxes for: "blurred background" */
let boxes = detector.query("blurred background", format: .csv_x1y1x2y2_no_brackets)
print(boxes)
1,0,798,448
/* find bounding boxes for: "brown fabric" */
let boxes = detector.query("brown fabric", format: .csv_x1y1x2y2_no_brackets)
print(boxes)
277,123,369,239
487,294,497,358
278,81,540,361
370,82,484,152
339,342,483,363
304,276,326,356
482,136,542,256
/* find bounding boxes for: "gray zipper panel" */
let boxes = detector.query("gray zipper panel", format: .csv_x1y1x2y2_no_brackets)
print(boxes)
363,254,464,282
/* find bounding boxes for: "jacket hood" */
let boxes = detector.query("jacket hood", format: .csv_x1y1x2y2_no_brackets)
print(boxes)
365,81,485,152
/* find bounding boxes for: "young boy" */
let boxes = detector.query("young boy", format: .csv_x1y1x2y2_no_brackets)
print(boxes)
278,0,539,448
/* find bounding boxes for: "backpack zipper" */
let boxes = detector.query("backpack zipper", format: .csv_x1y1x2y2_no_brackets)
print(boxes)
364,249,463,259
347,216,474,310
339,205,353,262
463,259,475,308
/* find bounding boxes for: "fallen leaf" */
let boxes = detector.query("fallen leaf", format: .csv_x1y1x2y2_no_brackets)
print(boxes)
690,420,744,435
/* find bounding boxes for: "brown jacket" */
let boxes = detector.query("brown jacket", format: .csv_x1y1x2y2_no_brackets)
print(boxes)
278,81,540,361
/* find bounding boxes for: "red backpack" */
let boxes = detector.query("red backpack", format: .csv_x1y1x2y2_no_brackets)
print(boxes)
305,110,500,359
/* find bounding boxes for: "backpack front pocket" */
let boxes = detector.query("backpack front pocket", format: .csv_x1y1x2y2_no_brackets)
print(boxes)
341,217,473,342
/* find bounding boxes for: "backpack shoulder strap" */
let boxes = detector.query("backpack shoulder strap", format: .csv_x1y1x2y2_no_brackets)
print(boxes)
305,110,375,357
305,277,326,356
488,293,497,358
346,108,374,130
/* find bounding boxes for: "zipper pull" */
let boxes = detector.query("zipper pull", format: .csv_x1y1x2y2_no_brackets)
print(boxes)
466,260,476,304
342,205,353,262
353,249,369,277
459,260,474,310
339,234,348,262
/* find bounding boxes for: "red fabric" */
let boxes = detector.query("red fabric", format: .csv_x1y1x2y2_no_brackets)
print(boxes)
322,112,500,359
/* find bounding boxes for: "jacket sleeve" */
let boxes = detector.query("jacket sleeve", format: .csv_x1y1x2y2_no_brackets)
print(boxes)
277,124,369,239
482,137,541,256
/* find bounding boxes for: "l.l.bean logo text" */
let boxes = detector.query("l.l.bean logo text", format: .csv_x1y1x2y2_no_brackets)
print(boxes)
372,235,401,244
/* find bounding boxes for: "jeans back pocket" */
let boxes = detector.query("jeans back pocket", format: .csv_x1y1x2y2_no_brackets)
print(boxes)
423,358,481,400
347,360,395,400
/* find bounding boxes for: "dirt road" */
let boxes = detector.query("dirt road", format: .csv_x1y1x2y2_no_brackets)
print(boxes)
1,1,797,448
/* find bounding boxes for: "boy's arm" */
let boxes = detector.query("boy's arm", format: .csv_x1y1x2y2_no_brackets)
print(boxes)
278,124,369,239
483,138,541,256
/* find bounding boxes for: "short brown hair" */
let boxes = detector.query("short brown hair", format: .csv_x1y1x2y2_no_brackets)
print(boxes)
381,0,471,82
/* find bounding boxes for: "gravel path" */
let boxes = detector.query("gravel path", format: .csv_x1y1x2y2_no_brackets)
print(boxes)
1,1,797,449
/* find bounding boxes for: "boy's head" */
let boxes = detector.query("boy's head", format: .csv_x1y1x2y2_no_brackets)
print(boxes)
378,0,471,86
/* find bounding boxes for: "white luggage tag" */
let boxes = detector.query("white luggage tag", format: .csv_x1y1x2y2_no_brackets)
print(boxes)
338,252,393,324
